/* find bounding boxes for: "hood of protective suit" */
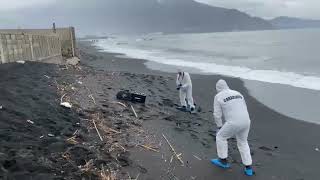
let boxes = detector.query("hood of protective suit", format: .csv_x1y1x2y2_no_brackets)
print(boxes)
216,79,229,93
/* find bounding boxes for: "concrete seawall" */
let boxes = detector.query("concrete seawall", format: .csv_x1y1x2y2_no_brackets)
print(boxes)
0,27,76,64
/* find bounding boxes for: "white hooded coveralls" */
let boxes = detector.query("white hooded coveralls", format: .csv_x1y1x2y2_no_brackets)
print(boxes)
214,79,252,166
176,72,195,109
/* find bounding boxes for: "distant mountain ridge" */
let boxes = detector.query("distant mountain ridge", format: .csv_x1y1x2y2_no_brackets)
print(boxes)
3,0,274,34
270,16,320,29
95,0,275,33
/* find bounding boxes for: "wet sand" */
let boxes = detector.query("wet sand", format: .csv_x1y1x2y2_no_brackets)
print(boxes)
0,40,319,179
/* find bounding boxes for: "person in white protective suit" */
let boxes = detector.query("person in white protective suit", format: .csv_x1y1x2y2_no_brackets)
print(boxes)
176,71,195,112
211,79,254,176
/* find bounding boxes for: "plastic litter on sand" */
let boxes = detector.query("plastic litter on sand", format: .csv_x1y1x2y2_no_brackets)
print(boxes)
60,102,72,108
27,120,34,124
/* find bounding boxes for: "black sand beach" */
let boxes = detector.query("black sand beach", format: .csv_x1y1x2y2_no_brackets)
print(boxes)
79,41,320,180
0,40,319,179
0,63,82,179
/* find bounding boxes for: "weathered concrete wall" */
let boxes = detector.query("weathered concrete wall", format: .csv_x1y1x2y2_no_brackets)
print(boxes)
0,33,62,64
0,27,76,58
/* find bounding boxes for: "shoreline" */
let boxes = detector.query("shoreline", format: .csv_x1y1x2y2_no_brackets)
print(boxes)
78,41,320,179
85,39,320,125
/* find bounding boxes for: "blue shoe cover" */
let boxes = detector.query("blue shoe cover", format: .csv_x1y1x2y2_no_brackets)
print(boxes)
244,167,254,176
211,159,230,169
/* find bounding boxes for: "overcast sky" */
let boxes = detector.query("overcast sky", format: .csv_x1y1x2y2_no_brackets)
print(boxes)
0,0,56,11
0,0,319,19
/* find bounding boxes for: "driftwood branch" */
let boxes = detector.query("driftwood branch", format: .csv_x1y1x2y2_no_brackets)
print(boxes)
162,134,184,165
193,155,202,160
115,143,127,152
93,119,103,141
89,94,96,105
130,105,138,118
139,144,160,153
66,136,78,144
116,102,127,108
60,93,67,104
134,173,140,180
73,129,79,136
107,127,121,134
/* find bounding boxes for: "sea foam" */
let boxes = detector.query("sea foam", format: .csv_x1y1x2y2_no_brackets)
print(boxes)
94,40,320,91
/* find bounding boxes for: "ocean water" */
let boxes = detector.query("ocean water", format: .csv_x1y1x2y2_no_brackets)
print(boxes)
93,29,320,124
94,29,320,90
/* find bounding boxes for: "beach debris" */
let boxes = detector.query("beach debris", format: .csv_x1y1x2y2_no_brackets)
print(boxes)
77,80,83,85
131,105,138,118
0,105,3,110
162,133,184,165
111,143,127,152
170,155,174,163
16,60,25,64
315,148,319,152
61,102,72,108
60,93,67,103
106,127,121,134
116,90,146,103
139,144,160,153
60,93,72,108
79,159,94,172
131,92,146,103
44,75,50,79
115,101,127,108
73,129,79,135
100,165,116,180
93,118,103,141
66,136,78,145
89,94,96,105
26,120,34,124
134,173,140,180
66,57,80,66
54,79,59,88
116,90,132,101
48,134,55,137
193,155,202,160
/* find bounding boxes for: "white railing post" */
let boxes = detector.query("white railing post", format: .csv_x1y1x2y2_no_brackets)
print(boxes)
0,35,4,64
29,34,34,60
70,27,75,57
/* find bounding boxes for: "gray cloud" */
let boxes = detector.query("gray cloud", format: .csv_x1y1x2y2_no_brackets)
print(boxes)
195,0,320,19
0,0,57,11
